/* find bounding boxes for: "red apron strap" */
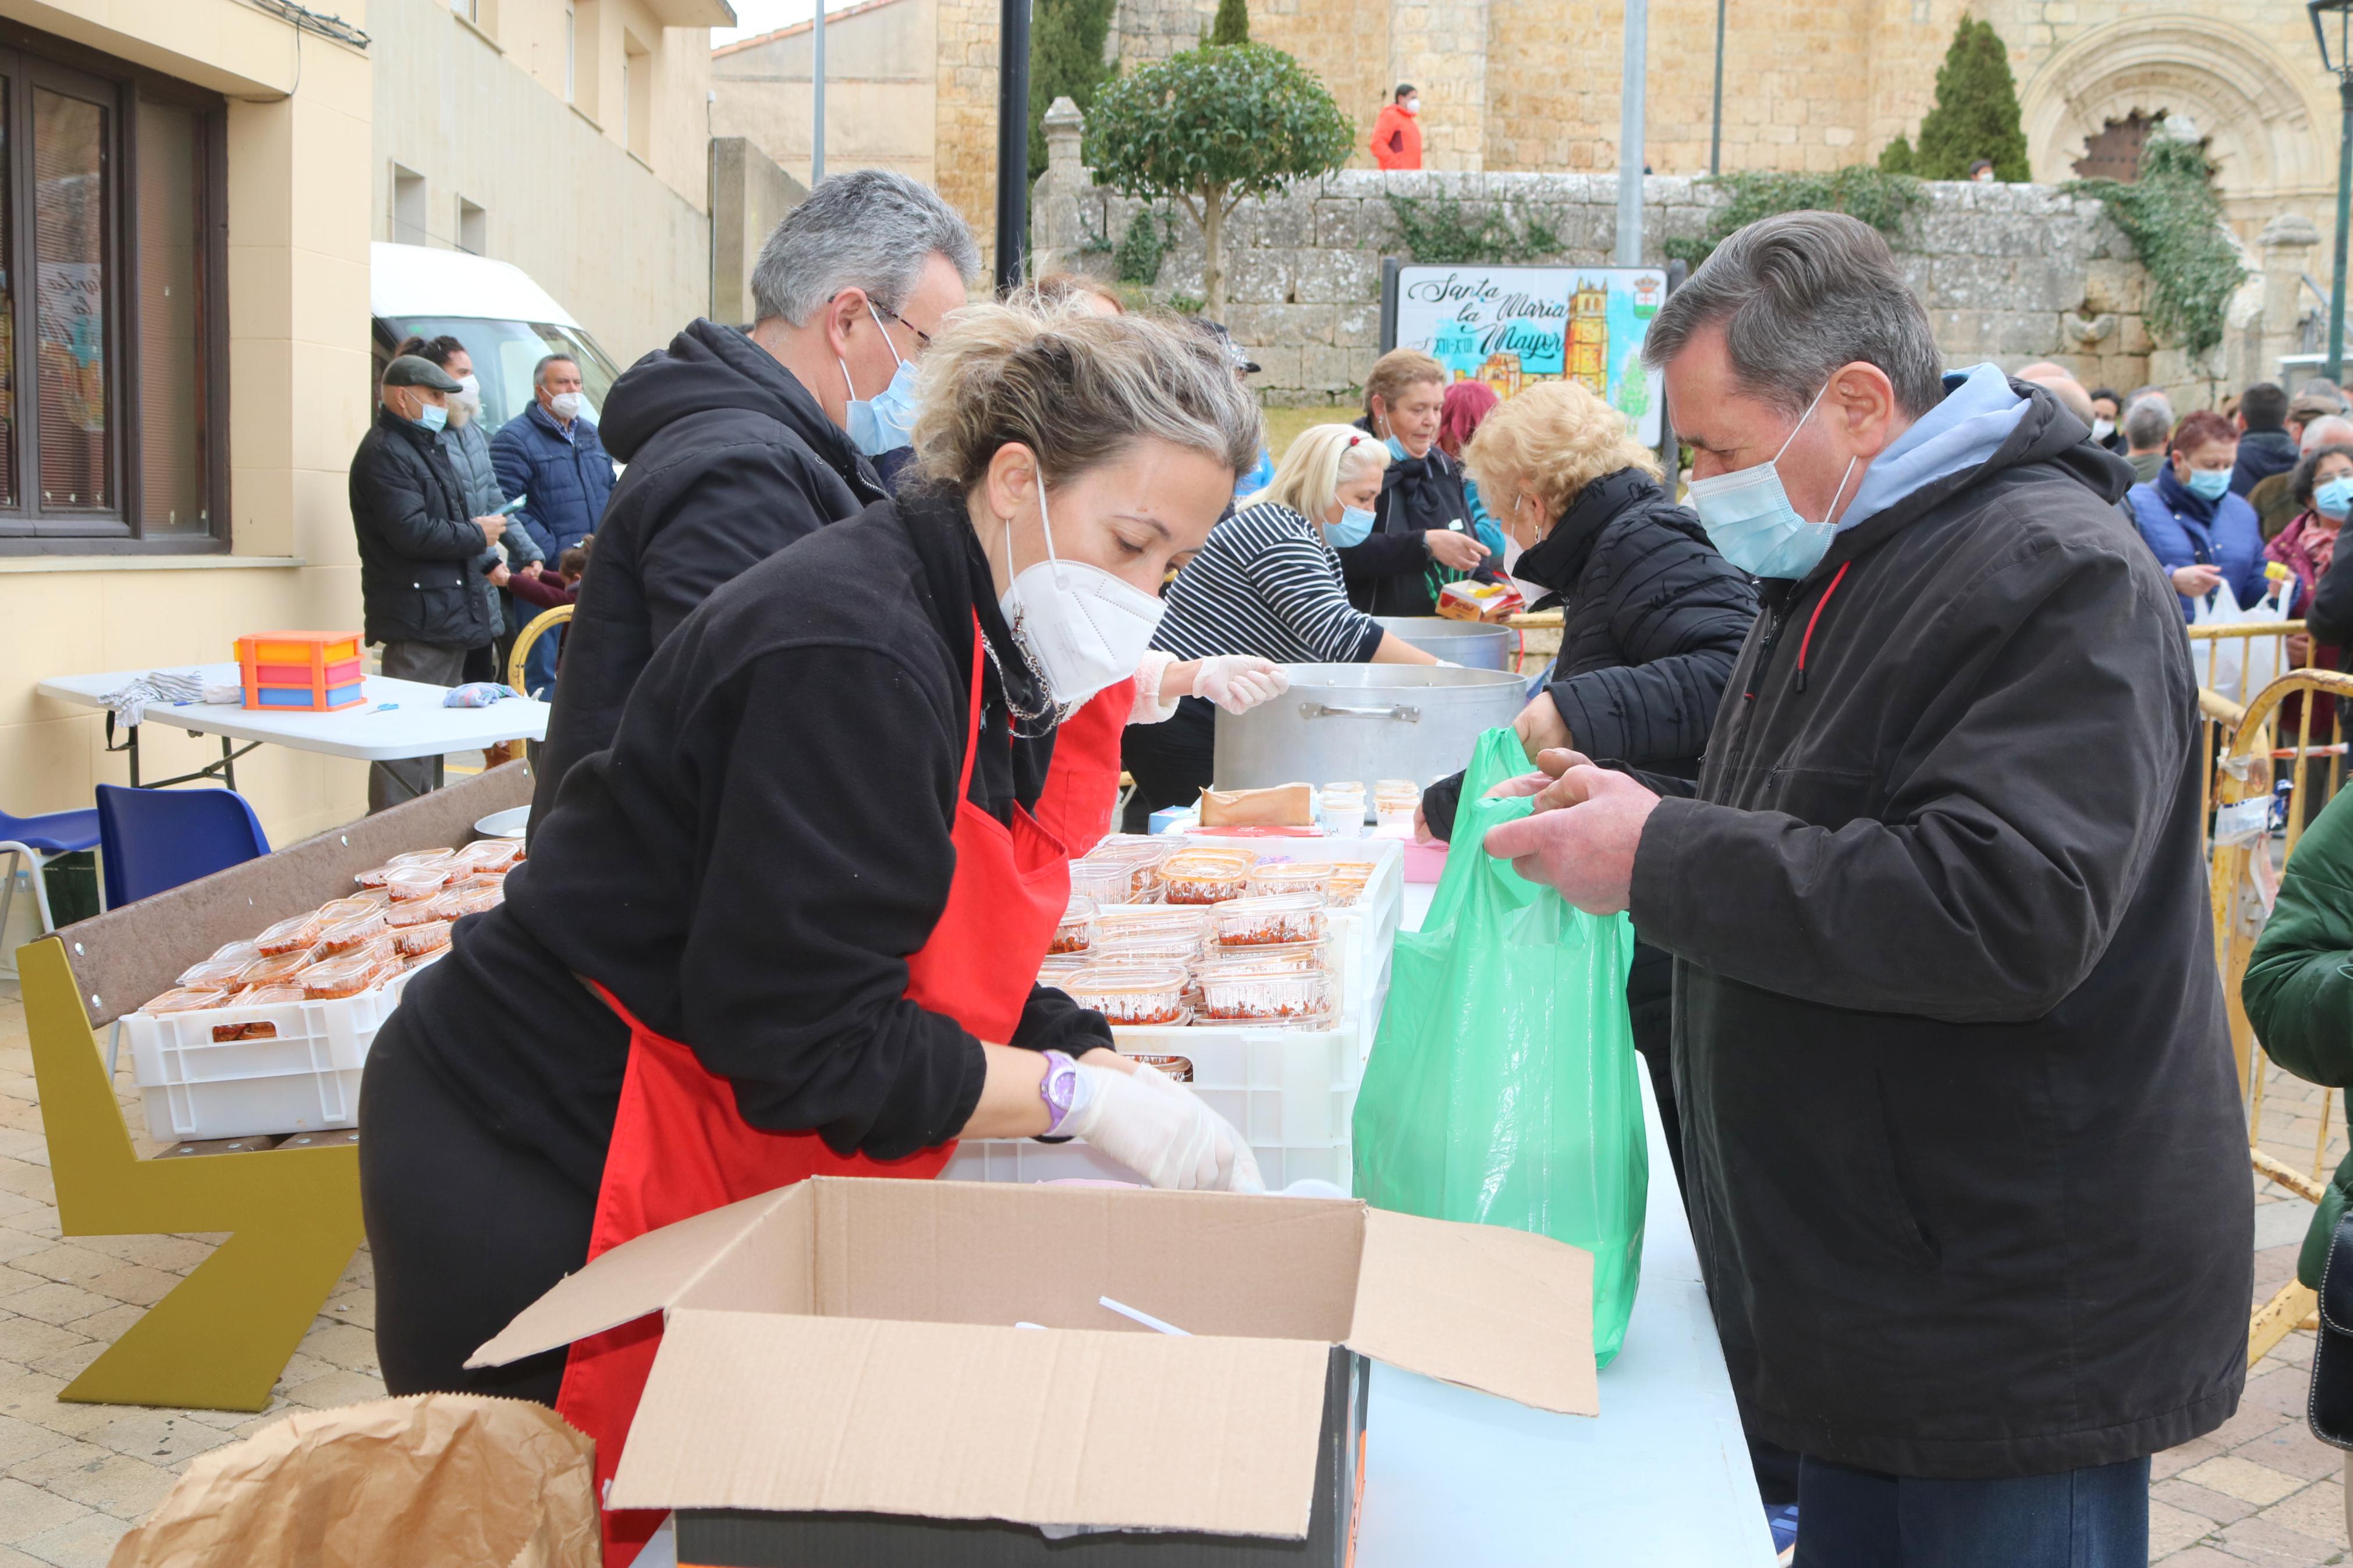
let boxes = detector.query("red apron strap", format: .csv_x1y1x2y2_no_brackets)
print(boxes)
957,614,986,801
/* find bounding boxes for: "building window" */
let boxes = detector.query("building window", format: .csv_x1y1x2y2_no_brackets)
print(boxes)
458,196,487,255
0,26,226,554
624,34,651,162
563,3,576,102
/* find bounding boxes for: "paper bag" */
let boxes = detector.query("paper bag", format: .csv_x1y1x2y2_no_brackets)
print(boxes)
1199,782,1316,827
108,1394,600,1568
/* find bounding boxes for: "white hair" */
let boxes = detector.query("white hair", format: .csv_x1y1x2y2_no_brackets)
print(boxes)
750,169,979,326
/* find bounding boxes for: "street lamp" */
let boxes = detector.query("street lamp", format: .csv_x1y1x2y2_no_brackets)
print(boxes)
2310,0,2353,381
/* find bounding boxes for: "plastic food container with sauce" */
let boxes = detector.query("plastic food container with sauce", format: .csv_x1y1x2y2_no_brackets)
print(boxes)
1052,894,1098,955
384,866,449,902
1209,892,1328,947
457,838,524,872
176,956,254,990
1246,862,1335,899
356,848,455,887
313,911,388,955
1062,963,1191,1026
394,920,453,958
137,986,232,1015
1158,848,1258,905
1322,860,1376,908
300,954,385,1000
237,949,316,986
432,884,504,921
1037,954,1092,989
207,938,263,966
253,912,324,957
1196,958,1331,1022
1127,1053,1194,1082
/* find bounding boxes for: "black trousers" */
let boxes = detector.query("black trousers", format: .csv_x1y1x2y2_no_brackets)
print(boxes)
1118,695,1216,833
358,1015,595,1406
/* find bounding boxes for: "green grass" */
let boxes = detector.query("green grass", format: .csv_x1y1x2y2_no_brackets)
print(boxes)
1264,404,1355,461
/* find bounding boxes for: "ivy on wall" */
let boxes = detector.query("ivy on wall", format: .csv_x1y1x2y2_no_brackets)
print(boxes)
1662,168,1924,269
2065,135,2244,360
1382,194,1562,265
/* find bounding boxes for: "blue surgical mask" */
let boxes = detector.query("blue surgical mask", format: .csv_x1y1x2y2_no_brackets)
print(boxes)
841,303,921,457
2185,466,2232,502
413,401,449,433
1684,380,1859,579
1326,503,1376,549
2319,476,2353,520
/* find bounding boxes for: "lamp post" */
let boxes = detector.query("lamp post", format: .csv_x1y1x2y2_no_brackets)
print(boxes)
2311,0,2353,382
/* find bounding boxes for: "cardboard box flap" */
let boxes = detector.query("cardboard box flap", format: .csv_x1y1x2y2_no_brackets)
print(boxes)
467,1187,808,1368
1343,1207,1599,1416
609,1309,1331,1537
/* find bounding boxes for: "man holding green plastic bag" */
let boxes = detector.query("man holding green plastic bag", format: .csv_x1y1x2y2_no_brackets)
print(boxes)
1429,212,2248,1568
1353,728,1649,1366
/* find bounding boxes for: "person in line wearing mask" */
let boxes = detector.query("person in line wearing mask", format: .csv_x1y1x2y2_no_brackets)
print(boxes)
490,353,617,696
532,169,974,823
2251,394,2353,537
1341,349,1490,615
396,335,546,746
1474,211,2248,1567
1435,379,1509,561
360,305,1273,1568
2087,386,2124,453
1371,83,1422,170
1118,424,1440,831
2125,408,2268,618
1409,381,1756,1192
347,355,510,811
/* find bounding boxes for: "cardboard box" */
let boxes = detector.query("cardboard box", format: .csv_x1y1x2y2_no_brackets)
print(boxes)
469,1177,1596,1563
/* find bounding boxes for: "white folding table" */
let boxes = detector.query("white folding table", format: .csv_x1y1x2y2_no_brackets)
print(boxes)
36,662,549,790
1353,882,1778,1566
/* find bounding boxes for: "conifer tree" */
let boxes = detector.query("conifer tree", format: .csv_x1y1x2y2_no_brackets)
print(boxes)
1911,16,2029,181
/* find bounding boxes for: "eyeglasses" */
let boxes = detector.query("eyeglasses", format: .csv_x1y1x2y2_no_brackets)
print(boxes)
875,302,934,350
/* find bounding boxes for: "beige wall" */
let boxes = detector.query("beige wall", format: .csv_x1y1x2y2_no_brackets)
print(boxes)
0,0,378,846
369,0,716,366
711,0,938,190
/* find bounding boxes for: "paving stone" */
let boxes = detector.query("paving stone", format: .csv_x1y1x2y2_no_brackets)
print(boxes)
8,1441,173,1521
87,1410,230,1467
2232,1421,2347,1484
294,1322,377,1375
2214,1510,2353,1567
76,1268,176,1311
2155,1548,2269,1567
0,1329,80,1375
282,1368,385,1410
2149,1495,2222,1556
22,1344,101,1385
2155,1475,2258,1526
0,1423,70,1477
0,1289,107,1334
0,1477,88,1543
14,1507,129,1567
2253,1477,2348,1547
2184,1455,2309,1507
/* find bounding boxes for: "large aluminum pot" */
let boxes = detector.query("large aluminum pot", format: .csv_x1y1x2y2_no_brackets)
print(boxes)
1372,615,1517,672
1213,663,1528,791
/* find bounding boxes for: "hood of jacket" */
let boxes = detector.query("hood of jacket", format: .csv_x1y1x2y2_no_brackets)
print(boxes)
598,318,865,485
1513,466,1697,595
1803,377,2133,589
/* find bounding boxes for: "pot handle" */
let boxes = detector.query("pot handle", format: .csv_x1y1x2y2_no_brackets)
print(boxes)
1303,701,1421,723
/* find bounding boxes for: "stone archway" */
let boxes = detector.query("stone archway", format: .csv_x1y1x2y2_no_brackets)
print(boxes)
2018,16,2332,229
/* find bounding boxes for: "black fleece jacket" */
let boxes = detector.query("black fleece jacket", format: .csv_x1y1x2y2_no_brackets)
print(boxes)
1335,419,1481,617
382,489,1110,1197
531,319,885,826
1635,383,2247,1477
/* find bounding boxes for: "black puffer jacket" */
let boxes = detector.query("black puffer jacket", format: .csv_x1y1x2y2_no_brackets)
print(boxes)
533,319,886,822
1635,383,2246,1477
1419,468,1757,1061
1336,421,1480,617
349,407,501,649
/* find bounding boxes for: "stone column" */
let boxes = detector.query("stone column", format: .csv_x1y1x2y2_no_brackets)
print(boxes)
1390,0,1489,170
2259,212,2320,386
1029,97,1092,278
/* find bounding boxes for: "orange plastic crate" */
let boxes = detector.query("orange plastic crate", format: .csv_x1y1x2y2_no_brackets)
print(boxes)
235,631,367,712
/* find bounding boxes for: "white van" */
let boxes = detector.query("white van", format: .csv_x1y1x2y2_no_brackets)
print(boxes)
368,242,626,438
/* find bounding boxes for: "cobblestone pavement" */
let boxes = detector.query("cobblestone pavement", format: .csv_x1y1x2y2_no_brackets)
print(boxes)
0,972,2341,1564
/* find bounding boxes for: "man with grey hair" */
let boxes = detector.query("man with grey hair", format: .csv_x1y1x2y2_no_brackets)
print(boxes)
1482,210,2247,1565
533,168,979,817
2121,393,2174,482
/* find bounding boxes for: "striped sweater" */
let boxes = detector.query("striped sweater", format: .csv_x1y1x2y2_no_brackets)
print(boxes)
1152,502,1386,665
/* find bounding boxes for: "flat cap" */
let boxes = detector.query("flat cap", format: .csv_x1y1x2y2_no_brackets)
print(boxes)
382,354,463,393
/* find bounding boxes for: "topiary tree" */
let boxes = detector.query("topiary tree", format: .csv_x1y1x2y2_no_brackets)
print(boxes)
1909,15,2029,181
1028,0,1119,182
1210,0,1250,45
1116,207,1166,283
1877,134,1916,175
1085,42,1353,312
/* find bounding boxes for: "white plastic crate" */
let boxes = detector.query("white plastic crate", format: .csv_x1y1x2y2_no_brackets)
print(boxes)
123,962,431,1142
939,1011,1371,1193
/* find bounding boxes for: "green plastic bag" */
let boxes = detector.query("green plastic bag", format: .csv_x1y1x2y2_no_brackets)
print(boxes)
1353,728,1648,1365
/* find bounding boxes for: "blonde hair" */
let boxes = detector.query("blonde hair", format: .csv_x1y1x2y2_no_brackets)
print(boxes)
1245,424,1390,520
1462,381,1659,522
912,301,1262,492
1362,349,1446,422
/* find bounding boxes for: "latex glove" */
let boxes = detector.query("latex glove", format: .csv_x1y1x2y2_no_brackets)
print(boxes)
1059,1059,1265,1192
1426,529,1489,571
1192,656,1291,716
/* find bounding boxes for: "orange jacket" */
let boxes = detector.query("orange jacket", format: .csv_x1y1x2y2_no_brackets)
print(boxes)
1371,103,1422,170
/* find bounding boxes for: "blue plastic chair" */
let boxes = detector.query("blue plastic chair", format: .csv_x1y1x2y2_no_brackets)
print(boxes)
94,785,271,909
0,805,102,936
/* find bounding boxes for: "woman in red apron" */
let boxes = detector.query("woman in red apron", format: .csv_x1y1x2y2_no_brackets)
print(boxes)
359,305,1277,1566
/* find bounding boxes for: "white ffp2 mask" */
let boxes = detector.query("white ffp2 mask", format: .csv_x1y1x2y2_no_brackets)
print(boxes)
999,483,1167,707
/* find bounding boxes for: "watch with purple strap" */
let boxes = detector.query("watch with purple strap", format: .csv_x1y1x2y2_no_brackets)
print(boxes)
1038,1049,1083,1139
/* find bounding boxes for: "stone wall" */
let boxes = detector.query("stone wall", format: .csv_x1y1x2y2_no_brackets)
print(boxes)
1033,131,2195,405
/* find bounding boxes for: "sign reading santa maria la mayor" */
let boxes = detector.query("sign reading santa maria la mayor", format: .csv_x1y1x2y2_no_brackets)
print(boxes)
1385,265,1667,446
